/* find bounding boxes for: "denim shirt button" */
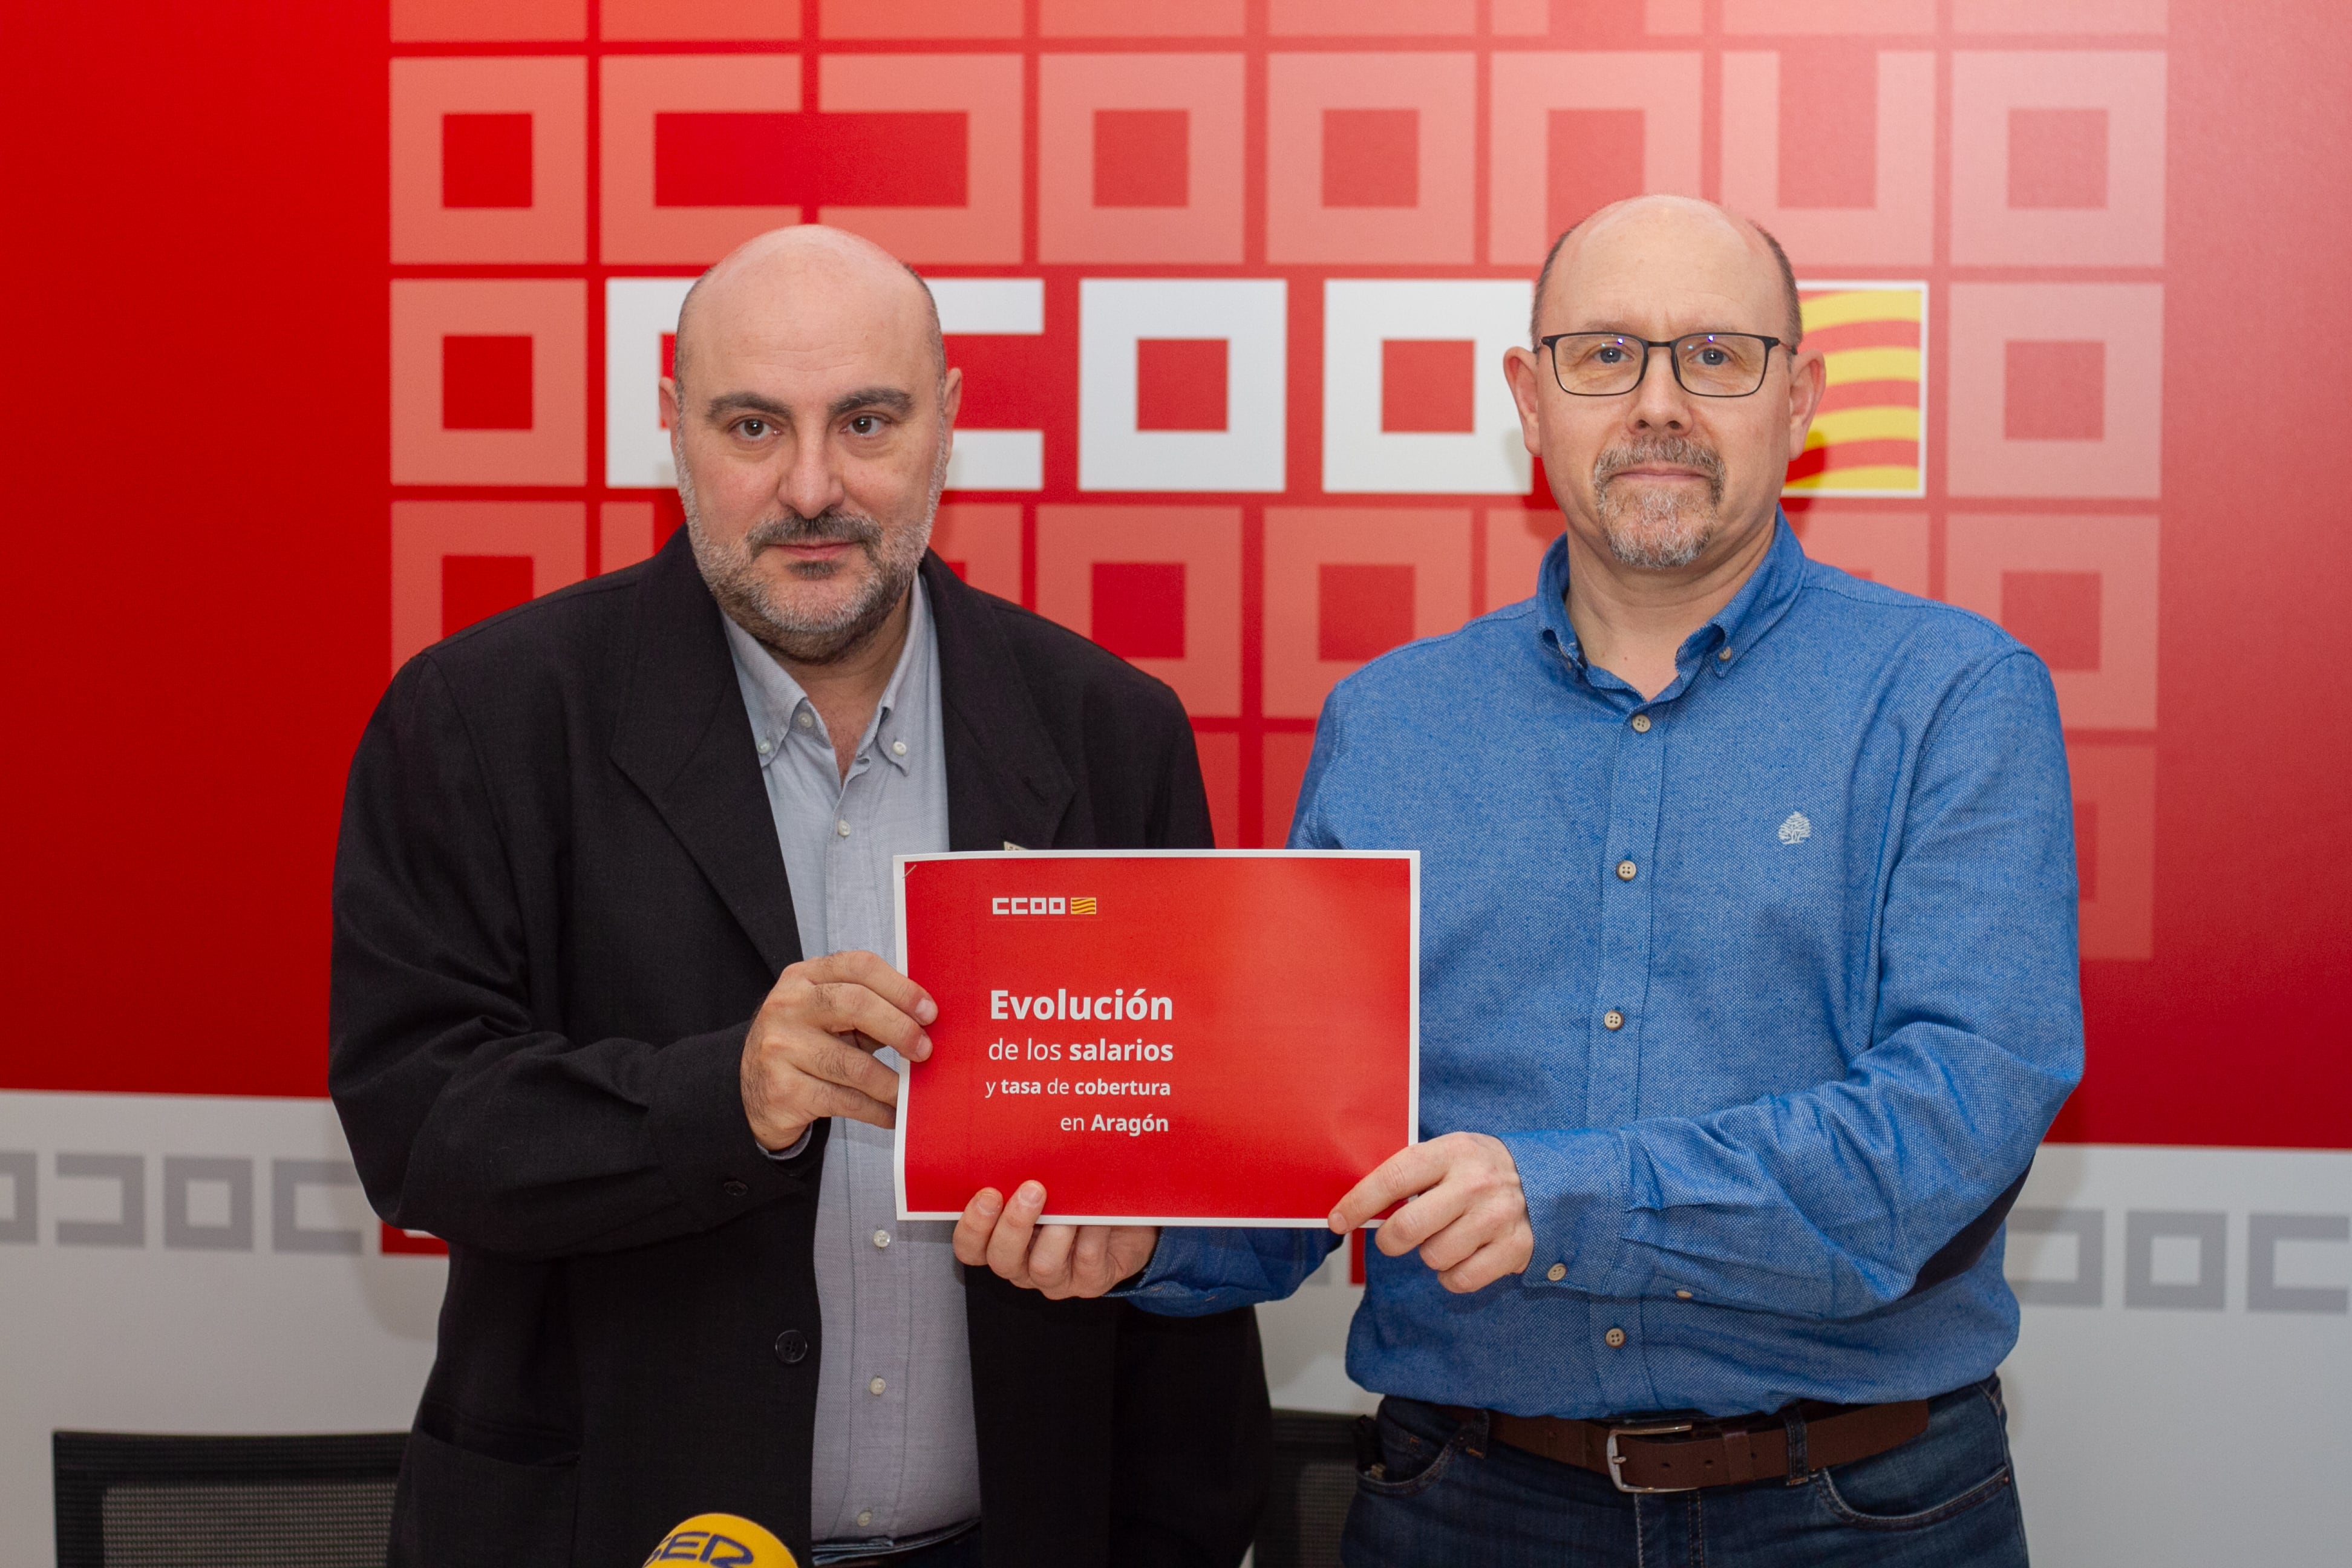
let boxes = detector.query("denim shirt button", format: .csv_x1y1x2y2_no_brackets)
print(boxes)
1630,713,1652,733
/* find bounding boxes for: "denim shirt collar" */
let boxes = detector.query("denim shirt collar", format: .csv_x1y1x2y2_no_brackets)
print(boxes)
1534,511,1808,705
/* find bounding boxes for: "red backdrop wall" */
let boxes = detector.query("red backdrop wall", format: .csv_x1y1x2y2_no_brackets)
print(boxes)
1,0,2345,1163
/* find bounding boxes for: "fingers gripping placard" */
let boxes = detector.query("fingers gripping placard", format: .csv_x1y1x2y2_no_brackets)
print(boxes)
894,851,1417,1226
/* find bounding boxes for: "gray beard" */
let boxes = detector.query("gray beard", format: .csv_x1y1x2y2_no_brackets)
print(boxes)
1592,436,1728,570
678,450,943,667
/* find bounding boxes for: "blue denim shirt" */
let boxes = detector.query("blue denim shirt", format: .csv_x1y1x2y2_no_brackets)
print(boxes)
1124,517,2083,1420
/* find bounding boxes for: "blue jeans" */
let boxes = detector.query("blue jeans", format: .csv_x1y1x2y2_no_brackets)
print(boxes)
1341,1379,2027,1567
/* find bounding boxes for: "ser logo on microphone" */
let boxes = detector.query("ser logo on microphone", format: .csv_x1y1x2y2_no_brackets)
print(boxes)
643,1513,798,1566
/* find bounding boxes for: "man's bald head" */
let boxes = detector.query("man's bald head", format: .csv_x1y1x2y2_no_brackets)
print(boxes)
670,224,946,396
660,224,962,669
1530,195,1803,351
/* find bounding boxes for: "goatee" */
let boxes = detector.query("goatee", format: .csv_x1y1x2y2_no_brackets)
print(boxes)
1590,436,1728,570
679,468,926,666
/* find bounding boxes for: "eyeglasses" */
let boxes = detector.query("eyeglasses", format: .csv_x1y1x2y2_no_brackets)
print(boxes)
1538,332,1785,398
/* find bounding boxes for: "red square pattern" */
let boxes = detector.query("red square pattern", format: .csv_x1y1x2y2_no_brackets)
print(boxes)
1272,0,1474,32
1195,729,1242,851
2001,570,2103,671
392,279,583,484
1094,109,1189,207
1042,0,1244,33
2067,742,2154,961
393,57,584,266
2010,107,2109,209
1263,731,1318,848
1323,109,1420,208
393,0,582,41
601,0,800,40
928,503,1022,602
600,500,658,573
651,112,967,207
817,54,1022,263
819,0,1019,38
1039,53,1245,264
1548,108,1645,238
391,501,585,670
944,333,1059,431
443,555,536,636
1135,339,1229,431
1092,562,1187,659
443,114,533,207
1777,42,1880,211
1380,339,1477,434
1264,508,1472,716
1318,564,1417,662
1266,52,1475,264
442,335,534,430
2005,341,2106,441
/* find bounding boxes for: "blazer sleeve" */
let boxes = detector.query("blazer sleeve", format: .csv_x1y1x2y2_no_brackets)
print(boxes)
328,655,817,1262
1141,686,1216,852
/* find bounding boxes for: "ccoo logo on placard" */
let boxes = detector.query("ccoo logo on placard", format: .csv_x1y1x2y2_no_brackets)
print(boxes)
991,895,1097,915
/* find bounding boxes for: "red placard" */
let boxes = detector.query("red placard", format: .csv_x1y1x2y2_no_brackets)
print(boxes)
895,851,1417,1225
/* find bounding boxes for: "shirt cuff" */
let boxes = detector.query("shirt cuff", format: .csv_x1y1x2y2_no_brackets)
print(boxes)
1111,1226,1198,1302
1502,1126,1643,1295
760,1125,815,1161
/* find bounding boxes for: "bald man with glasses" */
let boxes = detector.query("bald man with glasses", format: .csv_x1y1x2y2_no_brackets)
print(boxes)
959,195,2080,1567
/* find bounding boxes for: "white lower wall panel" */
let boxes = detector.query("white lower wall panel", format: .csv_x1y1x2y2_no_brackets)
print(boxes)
3,1097,2345,1567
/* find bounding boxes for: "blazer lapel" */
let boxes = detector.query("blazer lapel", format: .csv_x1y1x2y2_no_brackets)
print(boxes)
610,531,804,976
923,555,1076,853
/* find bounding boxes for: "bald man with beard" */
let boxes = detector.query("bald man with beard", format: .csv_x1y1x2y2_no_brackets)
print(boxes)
960,197,2080,1567
331,227,1270,1568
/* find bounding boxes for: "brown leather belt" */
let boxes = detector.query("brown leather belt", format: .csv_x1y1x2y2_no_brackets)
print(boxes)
1437,1398,1930,1494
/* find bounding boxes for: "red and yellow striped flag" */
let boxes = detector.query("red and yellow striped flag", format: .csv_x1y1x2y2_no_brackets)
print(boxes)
1785,284,1926,497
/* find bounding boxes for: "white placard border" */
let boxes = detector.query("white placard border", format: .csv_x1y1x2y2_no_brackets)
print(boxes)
892,848,1420,1228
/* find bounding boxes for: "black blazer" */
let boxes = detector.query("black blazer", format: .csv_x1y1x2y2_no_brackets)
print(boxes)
330,534,1270,1568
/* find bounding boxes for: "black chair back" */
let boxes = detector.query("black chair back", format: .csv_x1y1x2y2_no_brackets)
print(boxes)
1252,1409,1362,1568
53,1431,407,1568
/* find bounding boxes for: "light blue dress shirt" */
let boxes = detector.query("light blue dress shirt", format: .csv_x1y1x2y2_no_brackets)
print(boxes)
1123,518,2084,1421
723,582,980,1558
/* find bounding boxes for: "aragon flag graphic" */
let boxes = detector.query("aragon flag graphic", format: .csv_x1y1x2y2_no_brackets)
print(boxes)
1785,284,1928,498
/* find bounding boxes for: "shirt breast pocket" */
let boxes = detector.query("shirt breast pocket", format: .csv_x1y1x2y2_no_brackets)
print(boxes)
1656,789,1873,1074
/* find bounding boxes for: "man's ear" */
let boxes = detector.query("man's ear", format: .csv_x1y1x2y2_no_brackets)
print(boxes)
659,375,683,434
938,365,963,432
1783,347,1827,463
1502,347,1547,457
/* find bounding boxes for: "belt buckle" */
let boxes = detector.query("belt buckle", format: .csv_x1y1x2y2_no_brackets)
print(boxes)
1605,1422,1696,1494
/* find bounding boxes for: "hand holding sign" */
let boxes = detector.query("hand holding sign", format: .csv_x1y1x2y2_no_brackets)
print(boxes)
1327,1132,1534,1295
740,950,938,1151
952,1181,1159,1299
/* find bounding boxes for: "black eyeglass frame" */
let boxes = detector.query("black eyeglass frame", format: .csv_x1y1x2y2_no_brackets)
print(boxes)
1537,332,1788,399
